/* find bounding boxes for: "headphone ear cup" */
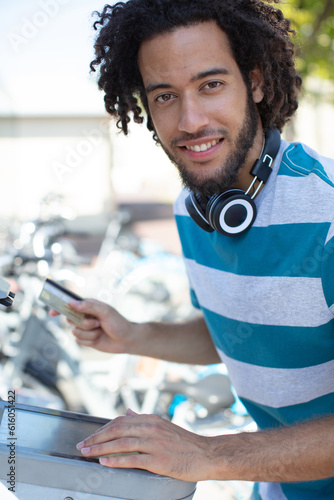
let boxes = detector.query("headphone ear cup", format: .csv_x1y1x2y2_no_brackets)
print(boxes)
185,193,214,232
207,190,257,236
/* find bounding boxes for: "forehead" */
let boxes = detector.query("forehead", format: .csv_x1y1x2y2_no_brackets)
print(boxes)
138,21,239,87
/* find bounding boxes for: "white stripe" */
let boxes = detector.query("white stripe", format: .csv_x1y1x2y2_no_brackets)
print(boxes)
259,482,288,500
185,259,333,327
255,173,334,227
174,189,191,216
325,223,334,246
217,348,334,408
254,141,334,227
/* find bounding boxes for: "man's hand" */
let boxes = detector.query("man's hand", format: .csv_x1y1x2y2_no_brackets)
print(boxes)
76,409,214,482
50,301,220,364
50,299,135,354
76,411,334,484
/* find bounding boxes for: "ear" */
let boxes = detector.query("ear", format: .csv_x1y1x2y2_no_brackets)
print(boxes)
250,68,264,104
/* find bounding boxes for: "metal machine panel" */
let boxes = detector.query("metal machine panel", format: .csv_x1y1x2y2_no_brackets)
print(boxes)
0,399,196,500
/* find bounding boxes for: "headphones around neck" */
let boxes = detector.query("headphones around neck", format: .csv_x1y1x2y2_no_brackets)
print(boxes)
185,127,281,236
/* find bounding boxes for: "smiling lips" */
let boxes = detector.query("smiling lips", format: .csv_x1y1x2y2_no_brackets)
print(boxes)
179,138,223,162
184,139,221,152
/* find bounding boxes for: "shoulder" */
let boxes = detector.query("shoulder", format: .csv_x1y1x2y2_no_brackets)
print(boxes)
173,188,190,217
280,141,334,187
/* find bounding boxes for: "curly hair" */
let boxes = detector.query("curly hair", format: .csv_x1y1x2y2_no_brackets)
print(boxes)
90,0,302,139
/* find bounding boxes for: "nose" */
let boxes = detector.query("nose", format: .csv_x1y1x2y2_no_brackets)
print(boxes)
178,95,209,134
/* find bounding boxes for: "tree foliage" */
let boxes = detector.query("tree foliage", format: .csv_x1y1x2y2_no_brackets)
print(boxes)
280,0,334,80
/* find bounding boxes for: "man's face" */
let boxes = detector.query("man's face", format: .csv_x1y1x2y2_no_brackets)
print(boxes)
138,21,265,197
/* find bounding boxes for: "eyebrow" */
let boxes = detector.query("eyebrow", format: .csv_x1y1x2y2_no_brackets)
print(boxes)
145,67,231,94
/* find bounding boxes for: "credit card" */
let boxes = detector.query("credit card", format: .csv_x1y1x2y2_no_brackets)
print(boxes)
39,278,85,324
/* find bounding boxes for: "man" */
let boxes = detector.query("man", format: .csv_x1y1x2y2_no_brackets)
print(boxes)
53,1,334,498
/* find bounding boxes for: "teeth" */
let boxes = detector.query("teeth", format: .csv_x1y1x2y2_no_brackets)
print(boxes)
186,140,219,152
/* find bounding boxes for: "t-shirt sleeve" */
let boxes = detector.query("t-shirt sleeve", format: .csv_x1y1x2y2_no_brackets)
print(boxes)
321,223,334,316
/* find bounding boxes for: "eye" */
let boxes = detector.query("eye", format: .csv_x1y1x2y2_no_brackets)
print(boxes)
202,81,223,90
155,93,175,103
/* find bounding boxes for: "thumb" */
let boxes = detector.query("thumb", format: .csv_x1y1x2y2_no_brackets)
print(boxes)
69,298,110,318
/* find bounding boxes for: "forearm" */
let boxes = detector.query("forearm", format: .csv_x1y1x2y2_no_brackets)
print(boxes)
208,415,334,482
68,300,220,364
130,315,221,365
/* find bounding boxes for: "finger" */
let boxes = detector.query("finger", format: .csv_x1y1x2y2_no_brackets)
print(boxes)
69,299,111,319
77,411,138,449
75,337,99,347
49,309,60,317
76,418,130,451
99,452,144,469
72,323,101,338
80,436,142,459
85,418,115,437
77,414,162,452
74,316,101,331
72,324,103,346
76,416,127,451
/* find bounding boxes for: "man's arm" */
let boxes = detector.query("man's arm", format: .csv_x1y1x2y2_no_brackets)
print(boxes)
211,415,334,482
62,299,221,365
58,299,334,483
77,412,334,483
133,316,221,364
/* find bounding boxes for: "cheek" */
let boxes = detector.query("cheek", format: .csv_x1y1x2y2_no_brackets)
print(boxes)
150,111,175,143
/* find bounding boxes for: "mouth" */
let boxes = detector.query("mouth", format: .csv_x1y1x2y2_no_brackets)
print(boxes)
178,138,224,160
183,139,222,152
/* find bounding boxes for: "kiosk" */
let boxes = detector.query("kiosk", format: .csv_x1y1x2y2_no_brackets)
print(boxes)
0,399,196,499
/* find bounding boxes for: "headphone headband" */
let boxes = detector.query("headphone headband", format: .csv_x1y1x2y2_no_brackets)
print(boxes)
250,127,281,183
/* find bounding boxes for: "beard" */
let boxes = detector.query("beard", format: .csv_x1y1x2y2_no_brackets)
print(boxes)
158,93,260,198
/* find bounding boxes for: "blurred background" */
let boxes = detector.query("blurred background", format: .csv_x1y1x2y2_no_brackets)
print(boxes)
0,0,333,230
0,0,184,258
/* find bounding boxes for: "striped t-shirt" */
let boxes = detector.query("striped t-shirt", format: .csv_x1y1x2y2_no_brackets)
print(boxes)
174,139,334,499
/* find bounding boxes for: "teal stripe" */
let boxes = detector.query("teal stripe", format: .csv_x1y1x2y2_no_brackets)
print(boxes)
202,307,334,368
240,393,334,428
251,483,261,500
281,143,334,187
190,288,200,308
253,479,334,500
281,479,334,500
321,236,334,309
175,214,331,279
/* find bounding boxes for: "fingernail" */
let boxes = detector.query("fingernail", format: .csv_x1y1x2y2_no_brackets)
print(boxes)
81,447,90,454
76,441,84,451
100,457,108,465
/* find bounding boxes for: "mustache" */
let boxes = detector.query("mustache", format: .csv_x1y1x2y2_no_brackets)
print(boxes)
170,128,229,147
